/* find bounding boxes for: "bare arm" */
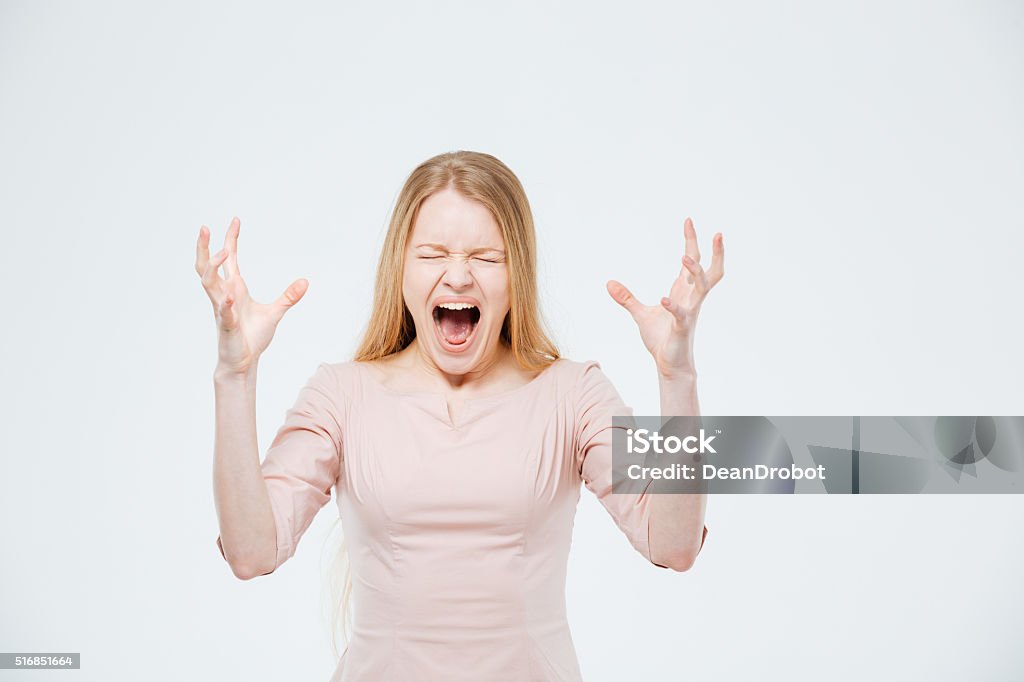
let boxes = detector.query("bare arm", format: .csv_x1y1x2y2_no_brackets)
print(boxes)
607,216,724,572
648,371,708,571
212,366,277,579
195,217,309,580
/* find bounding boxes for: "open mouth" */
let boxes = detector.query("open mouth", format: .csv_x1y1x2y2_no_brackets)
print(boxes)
432,302,481,349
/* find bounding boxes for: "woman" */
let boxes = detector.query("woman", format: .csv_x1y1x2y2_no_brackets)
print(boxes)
198,150,724,681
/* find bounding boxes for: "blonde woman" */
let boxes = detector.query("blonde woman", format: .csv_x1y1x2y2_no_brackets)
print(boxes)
199,150,723,681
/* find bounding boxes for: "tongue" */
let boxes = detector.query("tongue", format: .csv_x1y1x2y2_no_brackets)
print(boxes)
439,308,474,344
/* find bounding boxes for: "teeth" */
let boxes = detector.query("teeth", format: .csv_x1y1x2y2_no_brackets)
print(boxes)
437,302,477,310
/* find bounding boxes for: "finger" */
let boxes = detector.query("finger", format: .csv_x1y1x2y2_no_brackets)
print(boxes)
606,280,646,321
224,217,241,280
684,217,701,264
706,232,725,287
218,292,238,331
677,254,693,285
202,248,230,293
272,278,309,320
681,255,708,296
195,225,211,276
660,296,689,324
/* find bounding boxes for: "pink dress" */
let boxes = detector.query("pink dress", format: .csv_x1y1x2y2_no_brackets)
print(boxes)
216,357,708,681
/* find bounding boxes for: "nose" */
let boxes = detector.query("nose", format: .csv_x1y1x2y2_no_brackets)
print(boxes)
441,257,473,289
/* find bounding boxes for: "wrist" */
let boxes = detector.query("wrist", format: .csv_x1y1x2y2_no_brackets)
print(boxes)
657,363,698,383
213,363,258,384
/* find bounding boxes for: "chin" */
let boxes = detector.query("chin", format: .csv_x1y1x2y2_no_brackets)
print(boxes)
425,329,500,375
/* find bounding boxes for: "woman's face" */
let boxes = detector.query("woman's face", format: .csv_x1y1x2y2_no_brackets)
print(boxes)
402,187,510,376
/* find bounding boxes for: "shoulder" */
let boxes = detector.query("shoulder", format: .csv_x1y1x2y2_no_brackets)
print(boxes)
548,357,618,398
550,357,605,381
303,360,366,407
554,359,630,441
317,359,367,388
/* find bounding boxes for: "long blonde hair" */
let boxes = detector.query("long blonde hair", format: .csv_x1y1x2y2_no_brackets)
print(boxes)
324,150,560,659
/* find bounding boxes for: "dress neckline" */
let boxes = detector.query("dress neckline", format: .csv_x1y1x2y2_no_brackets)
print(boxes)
357,357,563,404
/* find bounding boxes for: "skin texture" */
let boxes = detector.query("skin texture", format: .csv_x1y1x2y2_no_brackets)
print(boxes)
196,217,311,578
606,217,725,378
607,217,725,570
370,187,538,425
195,217,309,377
400,188,517,383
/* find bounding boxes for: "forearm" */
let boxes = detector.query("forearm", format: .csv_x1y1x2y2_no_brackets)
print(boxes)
212,364,277,578
648,368,708,571
657,366,700,416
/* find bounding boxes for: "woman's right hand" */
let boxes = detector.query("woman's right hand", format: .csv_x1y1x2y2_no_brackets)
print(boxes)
195,217,309,376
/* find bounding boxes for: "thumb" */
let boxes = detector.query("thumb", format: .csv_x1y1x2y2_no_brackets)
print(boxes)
606,279,644,321
273,278,309,320
218,293,239,332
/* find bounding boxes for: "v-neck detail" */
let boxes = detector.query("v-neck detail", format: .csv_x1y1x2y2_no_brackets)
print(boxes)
441,395,466,430
357,358,563,430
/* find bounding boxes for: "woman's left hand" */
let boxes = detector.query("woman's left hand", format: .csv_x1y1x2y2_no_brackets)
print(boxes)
607,217,725,378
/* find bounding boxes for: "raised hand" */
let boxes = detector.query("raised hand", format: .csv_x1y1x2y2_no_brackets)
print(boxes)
195,217,309,375
606,217,724,378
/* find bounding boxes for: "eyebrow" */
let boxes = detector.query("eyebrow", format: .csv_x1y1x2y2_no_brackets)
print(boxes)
414,242,505,255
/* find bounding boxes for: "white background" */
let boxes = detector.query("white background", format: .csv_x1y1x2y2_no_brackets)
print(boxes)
1,1,1022,680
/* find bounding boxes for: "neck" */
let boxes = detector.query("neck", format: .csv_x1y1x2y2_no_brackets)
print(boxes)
403,338,512,392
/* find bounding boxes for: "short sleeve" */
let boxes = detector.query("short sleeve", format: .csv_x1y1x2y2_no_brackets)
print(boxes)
216,362,344,574
572,361,708,568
